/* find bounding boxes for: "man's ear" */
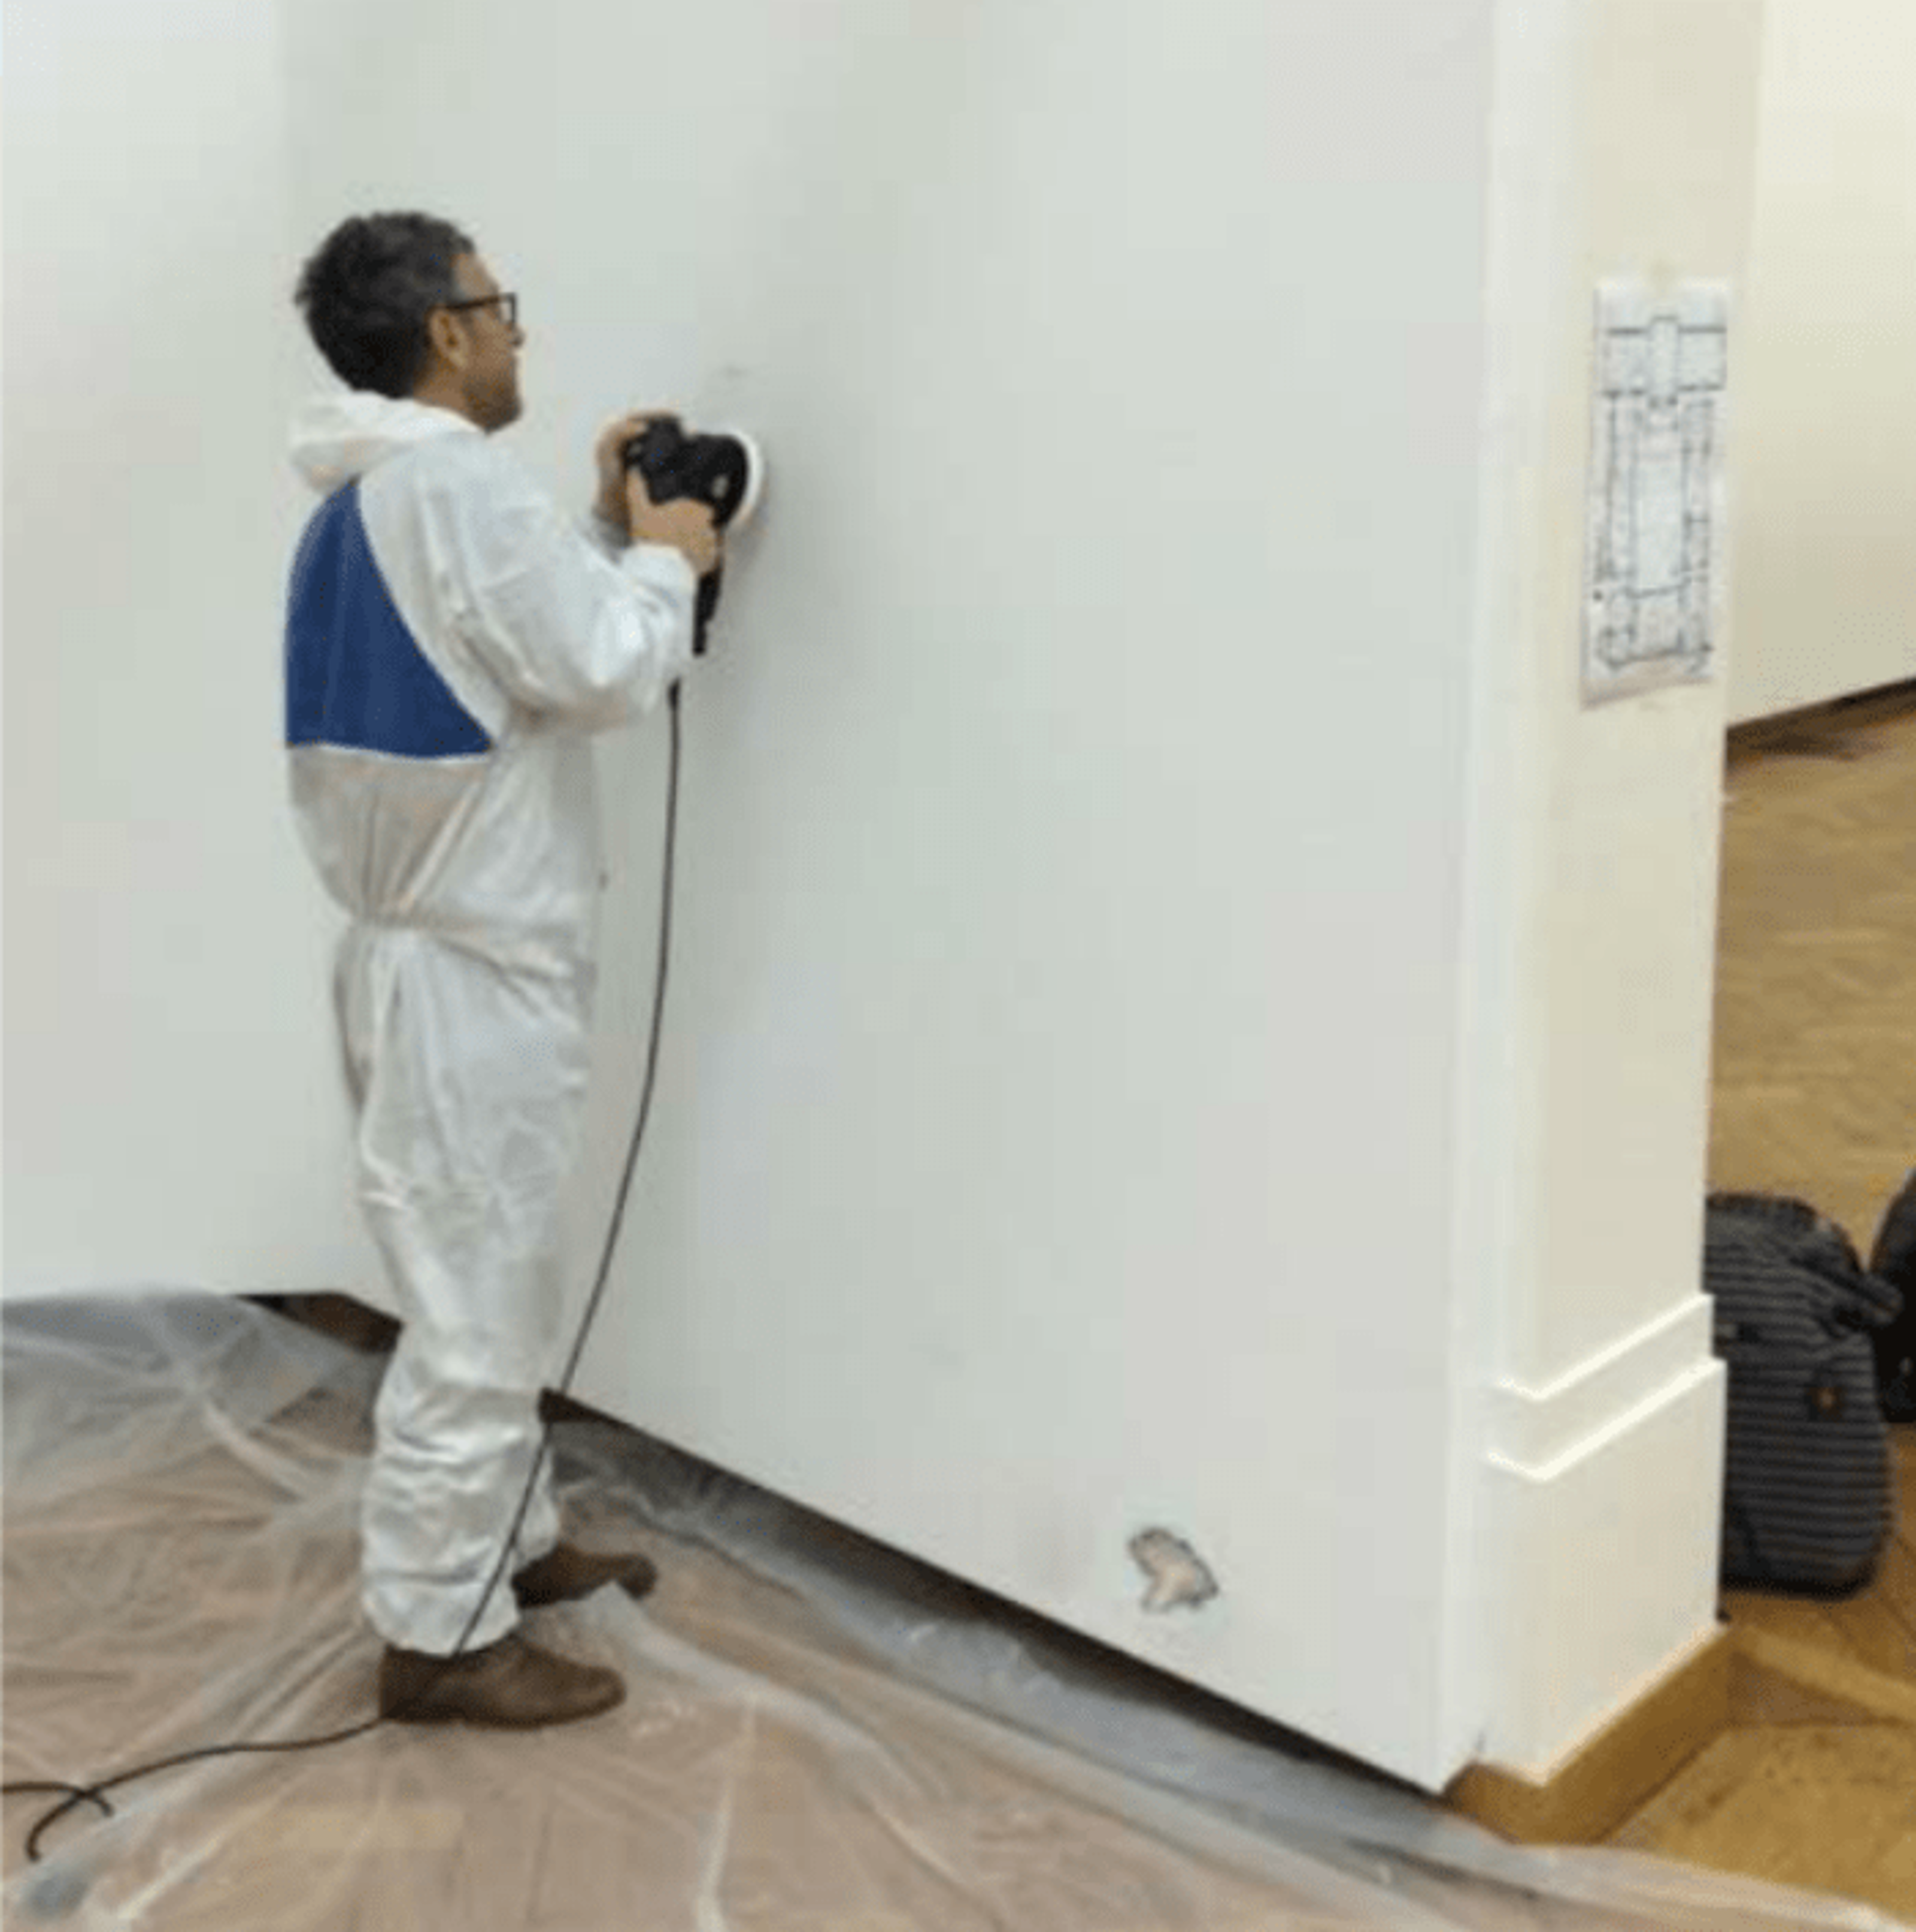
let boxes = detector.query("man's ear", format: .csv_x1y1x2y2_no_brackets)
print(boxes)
425,308,466,371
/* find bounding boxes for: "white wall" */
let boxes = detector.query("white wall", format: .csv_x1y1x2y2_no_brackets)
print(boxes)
1726,0,1916,722
1469,0,1765,1777
423,0,1498,1790
2,0,381,1299
16,0,1503,1788
3,0,1772,1791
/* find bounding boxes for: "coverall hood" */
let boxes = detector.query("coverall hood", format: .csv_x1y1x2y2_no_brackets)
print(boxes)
289,391,481,497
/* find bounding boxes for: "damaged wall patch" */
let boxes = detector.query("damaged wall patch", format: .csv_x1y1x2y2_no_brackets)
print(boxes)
1129,1528,1219,1612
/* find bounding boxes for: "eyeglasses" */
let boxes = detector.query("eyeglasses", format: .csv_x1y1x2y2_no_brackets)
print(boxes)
441,291,519,331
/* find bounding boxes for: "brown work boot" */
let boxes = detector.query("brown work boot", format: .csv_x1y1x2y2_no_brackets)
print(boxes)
513,1542,659,1608
378,1631,625,1728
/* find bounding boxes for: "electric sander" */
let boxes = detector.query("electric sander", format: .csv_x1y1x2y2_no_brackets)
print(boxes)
622,419,765,653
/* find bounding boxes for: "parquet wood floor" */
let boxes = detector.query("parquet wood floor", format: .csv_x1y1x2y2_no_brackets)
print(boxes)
1708,685,1916,1247
1605,683,1916,1922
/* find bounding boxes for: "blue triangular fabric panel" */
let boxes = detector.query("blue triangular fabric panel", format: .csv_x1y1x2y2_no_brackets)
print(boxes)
286,482,490,756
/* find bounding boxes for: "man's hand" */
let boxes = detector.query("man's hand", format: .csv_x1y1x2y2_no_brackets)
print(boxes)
626,469,721,579
595,411,721,577
592,411,672,529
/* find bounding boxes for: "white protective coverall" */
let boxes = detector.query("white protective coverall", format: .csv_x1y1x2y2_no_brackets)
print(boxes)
284,392,697,1655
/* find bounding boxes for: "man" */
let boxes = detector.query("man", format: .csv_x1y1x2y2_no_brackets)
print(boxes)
286,211,723,1728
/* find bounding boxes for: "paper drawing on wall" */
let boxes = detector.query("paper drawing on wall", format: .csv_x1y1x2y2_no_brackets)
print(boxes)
1582,280,1730,703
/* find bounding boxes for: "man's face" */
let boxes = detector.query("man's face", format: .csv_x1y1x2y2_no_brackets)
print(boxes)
438,252,525,432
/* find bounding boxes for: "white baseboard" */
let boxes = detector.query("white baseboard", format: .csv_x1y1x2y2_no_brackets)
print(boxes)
1477,1309,1727,1778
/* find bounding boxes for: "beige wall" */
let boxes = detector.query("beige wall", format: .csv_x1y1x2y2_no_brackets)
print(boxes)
1728,0,1916,721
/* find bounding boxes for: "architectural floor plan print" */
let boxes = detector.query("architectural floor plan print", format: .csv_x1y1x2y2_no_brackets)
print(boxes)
1584,281,1731,701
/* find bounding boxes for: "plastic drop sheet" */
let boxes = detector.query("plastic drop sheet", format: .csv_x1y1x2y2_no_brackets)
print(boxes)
3,1293,1906,1931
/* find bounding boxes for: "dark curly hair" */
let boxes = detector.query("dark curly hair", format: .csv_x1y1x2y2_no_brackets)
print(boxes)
292,212,477,398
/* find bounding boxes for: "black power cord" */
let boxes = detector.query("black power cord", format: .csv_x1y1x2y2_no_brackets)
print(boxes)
3,680,690,1869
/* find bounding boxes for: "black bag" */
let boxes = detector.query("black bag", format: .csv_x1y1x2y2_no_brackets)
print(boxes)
1868,1170,1916,1423
1703,1193,1903,1595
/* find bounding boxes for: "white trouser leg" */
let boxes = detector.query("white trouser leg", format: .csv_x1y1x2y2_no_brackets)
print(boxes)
337,926,592,1657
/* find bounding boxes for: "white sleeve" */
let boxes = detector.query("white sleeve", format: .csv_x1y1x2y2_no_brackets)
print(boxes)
580,506,628,560
419,438,698,731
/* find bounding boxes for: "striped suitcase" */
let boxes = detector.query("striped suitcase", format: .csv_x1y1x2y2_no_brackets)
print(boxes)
1868,1170,1916,1423
1703,1194,1903,1596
